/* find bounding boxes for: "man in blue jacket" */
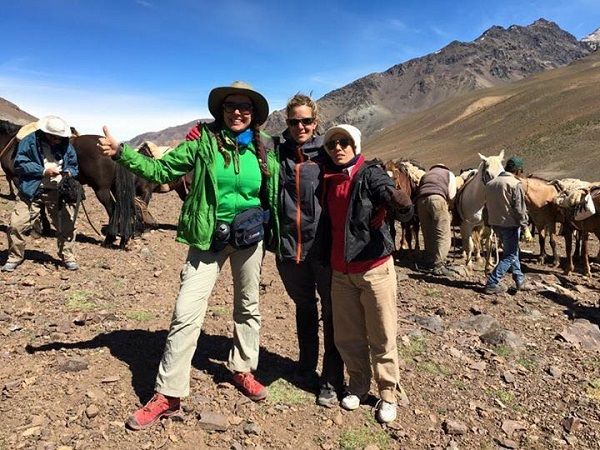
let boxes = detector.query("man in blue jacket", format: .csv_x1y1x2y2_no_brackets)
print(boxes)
2,116,80,272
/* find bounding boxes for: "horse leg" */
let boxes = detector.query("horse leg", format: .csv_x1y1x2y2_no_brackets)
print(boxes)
405,222,413,252
95,188,117,247
549,224,560,268
7,176,16,200
582,231,591,277
563,226,574,275
574,230,581,261
413,219,420,251
472,227,482,262
537,227,547,264
461,223,473,267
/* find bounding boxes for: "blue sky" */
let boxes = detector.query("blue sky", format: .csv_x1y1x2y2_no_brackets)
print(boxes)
2,0,599,139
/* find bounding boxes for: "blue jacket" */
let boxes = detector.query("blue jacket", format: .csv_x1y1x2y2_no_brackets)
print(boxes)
14,130,79,200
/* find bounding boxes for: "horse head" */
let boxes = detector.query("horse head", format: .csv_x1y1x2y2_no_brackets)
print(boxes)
478,149,504,185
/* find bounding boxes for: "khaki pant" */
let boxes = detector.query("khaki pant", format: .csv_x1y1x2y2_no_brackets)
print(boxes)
6,191,77,263
155,242,264,398
331,257,399,403
417,195,451,267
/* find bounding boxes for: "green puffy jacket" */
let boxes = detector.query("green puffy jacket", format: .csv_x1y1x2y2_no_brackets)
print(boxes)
116,124,280,250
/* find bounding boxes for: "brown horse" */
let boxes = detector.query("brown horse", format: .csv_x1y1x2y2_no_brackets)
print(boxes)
136,142,192,202
564,187,600,277
384,159,421,252
0,120,143,248
519,176,564,267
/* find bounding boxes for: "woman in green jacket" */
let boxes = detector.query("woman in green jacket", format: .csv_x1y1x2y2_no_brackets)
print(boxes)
98,81,279,430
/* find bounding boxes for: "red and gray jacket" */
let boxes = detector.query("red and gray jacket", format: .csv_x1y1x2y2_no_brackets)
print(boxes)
277,130,328,262
318,157,413,273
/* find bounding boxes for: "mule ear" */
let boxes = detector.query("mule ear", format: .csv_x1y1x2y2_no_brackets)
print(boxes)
499,149,505,160
478,153,487,161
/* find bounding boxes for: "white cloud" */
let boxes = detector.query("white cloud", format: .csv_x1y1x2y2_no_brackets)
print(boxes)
0,76,205,140
136,0,154,8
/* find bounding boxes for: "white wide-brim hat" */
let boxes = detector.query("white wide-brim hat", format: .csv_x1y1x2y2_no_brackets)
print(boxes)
37,115,71,138
208,81,269,126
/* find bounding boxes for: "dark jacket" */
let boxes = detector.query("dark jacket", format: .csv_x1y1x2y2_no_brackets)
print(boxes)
276,130,328,262
15,130,79,200
318,158,413,265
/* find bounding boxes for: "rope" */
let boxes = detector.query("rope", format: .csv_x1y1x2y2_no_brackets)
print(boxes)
0,136,16,160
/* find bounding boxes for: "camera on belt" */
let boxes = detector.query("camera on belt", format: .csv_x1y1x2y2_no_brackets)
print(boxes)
211,221,230,252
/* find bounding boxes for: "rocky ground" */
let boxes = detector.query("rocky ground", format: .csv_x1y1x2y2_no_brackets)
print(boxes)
1,178,599,450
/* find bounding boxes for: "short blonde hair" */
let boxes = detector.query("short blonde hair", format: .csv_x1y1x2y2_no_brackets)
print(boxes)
285,93,318,120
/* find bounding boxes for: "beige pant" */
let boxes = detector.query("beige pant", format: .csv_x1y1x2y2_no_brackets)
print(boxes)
6,191,77,263
418,195,451,267
155,242,264,398
331,257,399,403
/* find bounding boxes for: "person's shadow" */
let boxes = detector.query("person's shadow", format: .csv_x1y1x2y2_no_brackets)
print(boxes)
26,330,299,403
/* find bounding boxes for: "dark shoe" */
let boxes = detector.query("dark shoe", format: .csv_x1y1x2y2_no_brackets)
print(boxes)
294,369,319,390
64,261,79,271
232,372,267,401
484,284,507,295
1,261,21,272
516,281,535,291
126,393,181,431
431,265,454,277
316,384,338,408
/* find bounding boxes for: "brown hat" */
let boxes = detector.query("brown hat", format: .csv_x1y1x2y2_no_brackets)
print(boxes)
208,81,269,126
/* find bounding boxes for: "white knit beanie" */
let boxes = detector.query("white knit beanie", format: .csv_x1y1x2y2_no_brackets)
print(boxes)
323,124,361,155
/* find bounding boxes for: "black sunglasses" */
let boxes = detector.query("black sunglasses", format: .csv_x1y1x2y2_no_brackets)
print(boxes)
286,117,315,127
325,138,352,151
223,102,253,114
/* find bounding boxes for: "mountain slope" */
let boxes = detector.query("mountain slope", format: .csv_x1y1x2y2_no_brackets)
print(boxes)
364,51,600,180
0,98,37,125
265,19,590,137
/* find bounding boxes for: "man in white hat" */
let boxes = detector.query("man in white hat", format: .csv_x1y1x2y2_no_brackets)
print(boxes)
2,115,80,272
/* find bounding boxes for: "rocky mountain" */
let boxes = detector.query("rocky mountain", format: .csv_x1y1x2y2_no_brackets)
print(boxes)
364,50,600,181
126,119,204,148
582,27,600,51
265,19,591,137
0,98,37,125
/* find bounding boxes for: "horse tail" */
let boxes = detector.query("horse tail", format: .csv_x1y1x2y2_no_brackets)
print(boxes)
107,164,139,245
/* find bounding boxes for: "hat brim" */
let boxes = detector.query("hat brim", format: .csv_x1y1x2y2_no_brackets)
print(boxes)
323,126,353,145
208,86,269,126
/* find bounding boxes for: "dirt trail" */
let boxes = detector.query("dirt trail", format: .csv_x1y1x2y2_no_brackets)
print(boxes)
1,178,599,450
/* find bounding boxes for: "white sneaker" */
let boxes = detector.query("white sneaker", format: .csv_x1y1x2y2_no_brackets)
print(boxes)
376,401,397,423
341,394,361,411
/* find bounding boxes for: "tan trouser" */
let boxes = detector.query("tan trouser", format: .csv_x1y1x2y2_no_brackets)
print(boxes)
6,191,77,263
331,257,399,403
417,195,451,267
155,242,264,398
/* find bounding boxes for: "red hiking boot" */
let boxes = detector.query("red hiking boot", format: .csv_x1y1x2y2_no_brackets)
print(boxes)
126,393,181,430
232,372,268,401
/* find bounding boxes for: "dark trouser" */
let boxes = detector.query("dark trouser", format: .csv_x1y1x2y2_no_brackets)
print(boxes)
276,257,344,391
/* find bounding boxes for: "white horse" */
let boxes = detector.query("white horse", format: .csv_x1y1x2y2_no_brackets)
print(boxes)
455,150,505,269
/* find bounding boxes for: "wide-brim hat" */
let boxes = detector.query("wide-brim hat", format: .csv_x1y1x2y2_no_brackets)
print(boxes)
208,81,269,126
37,115,71,138
323,124,362,155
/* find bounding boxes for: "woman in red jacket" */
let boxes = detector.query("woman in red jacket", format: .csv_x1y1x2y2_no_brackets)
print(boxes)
320,124,412,423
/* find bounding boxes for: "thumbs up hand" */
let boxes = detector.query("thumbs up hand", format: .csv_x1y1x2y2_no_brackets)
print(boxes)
97,125,120,157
